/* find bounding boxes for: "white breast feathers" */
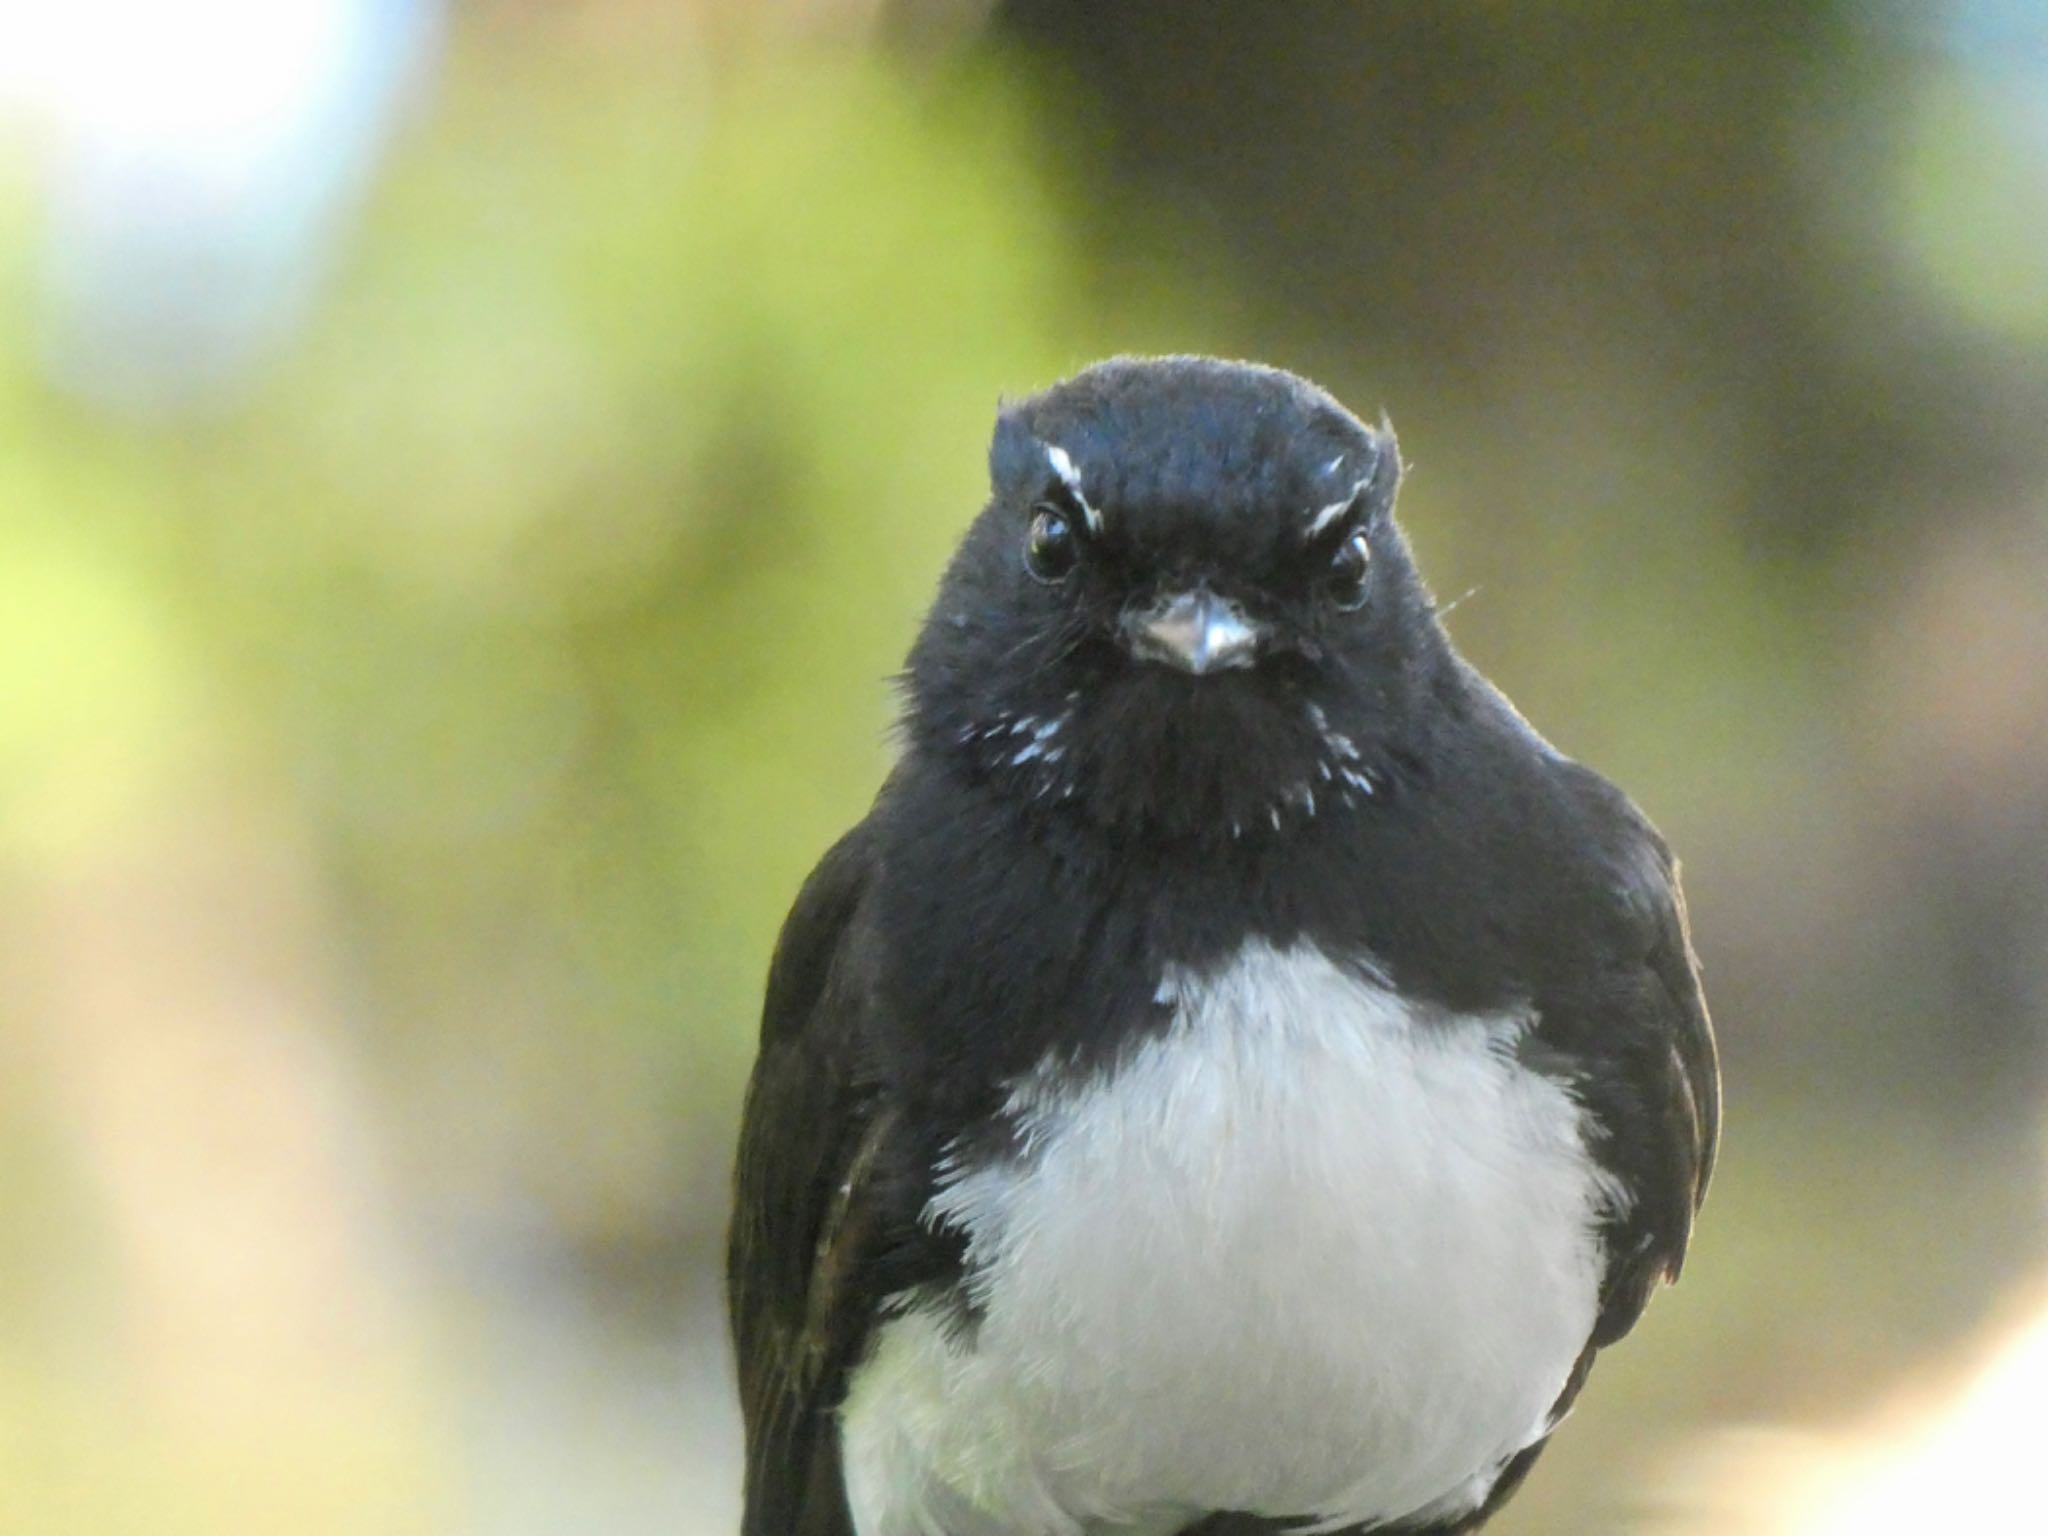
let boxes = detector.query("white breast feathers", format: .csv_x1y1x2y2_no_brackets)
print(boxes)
840,939,1623,1536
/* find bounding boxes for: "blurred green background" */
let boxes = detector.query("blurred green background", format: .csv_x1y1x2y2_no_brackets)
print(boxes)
2,3,2046,1533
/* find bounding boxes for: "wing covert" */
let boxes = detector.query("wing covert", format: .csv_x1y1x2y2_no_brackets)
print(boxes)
727,822,897,1536
1588,821,1721,1347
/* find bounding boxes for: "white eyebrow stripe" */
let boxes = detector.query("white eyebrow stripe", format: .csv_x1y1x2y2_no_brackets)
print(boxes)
1306,474,1373,538
1306,496,1352,537
1043,442,1103,535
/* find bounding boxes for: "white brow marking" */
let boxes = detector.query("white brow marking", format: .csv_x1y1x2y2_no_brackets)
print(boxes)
1307,474,1373,538
1043,442,1103,535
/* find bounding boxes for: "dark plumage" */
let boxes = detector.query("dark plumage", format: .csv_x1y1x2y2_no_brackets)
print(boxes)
728,356,1718,1536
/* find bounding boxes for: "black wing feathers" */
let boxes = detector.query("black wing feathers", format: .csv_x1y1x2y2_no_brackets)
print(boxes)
728,823,891,1536
1575,778,1720,1348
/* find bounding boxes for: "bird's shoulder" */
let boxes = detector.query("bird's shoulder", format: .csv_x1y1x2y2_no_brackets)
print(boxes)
728,815,933,1536
1522,750,1721,1345
1424,669,1718,1332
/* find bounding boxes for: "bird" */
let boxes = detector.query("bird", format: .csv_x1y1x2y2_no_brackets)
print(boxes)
727,355,1719,1536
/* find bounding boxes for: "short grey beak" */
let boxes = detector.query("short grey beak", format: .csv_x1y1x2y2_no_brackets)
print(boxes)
1124,588,1261,675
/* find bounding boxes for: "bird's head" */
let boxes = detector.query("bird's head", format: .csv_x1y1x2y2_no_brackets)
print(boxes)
904,356,1449,849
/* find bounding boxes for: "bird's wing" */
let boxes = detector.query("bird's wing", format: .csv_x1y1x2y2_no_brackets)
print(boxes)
727,821,906,1536
1581,811,1721,1349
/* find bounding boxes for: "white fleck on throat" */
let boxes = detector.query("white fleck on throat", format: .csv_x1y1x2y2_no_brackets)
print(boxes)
968,700,1381,837
840,940,1626,1536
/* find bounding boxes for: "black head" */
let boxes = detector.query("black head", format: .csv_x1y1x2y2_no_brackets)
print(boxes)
903,356,1451,850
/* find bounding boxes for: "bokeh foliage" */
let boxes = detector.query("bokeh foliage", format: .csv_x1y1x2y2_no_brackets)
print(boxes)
3,4,2047,1533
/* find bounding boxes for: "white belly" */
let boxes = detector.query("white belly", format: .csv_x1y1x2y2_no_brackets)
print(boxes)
840,940,1622,1536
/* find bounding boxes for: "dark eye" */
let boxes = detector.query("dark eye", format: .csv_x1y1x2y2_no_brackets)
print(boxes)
1329,529,1372,610
1024,506,1077,583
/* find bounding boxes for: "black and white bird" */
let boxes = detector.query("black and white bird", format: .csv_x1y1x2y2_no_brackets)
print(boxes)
727,356,1719,1536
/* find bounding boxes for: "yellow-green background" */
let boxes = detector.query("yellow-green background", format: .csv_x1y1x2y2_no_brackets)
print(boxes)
3,4,2046,1533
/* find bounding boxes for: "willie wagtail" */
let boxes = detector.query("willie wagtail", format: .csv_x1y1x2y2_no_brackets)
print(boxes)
728,356,1719,1536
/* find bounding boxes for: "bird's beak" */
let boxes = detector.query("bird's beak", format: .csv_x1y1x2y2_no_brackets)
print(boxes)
1123,588,1261,675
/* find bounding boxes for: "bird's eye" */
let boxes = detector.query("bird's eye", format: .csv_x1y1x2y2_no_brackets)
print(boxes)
1329,529,1372,610
1024,506,1077,583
